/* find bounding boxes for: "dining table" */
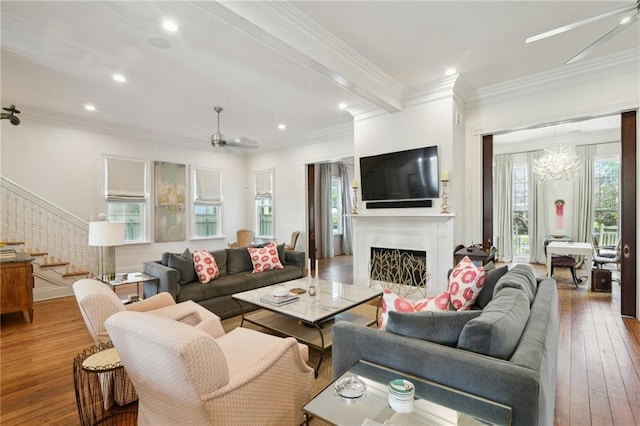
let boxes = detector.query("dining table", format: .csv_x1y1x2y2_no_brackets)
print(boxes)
545,241,593,288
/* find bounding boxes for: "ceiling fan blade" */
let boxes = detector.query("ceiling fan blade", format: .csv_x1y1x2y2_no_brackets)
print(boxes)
225,137,258,149
566,11,639,64
526,1,639,43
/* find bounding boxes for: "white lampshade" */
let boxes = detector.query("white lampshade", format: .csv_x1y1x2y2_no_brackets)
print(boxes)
88,222,126,247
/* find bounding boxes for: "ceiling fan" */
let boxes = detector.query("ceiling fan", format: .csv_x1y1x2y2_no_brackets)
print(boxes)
210,106,258,149
526,0,639,64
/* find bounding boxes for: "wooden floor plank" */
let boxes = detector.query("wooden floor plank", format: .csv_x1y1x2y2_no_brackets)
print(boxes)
1,257,638,425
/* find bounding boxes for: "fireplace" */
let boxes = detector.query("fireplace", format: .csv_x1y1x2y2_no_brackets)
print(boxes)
369,247,428,298
350,213,454,297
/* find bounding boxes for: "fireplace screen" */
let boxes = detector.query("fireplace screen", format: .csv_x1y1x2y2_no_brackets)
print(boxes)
369,247,429,298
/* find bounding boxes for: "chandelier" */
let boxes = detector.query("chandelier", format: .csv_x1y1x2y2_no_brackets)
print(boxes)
532,145,581,183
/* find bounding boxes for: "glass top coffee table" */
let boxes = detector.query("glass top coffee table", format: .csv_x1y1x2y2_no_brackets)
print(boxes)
304,360,512,425
232,278,381,377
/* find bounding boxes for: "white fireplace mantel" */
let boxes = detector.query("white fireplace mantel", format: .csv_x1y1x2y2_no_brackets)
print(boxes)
350,213,455,297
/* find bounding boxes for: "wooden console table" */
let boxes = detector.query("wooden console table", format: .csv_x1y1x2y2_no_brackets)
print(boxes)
0,253,35,322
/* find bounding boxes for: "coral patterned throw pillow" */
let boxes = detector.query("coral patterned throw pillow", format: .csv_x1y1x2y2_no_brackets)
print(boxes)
247,242,284,273
193,250,220,284
447,256,486,311
379,288,452,330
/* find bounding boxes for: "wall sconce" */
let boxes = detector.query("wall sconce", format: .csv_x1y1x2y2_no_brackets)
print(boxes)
88,221,125,280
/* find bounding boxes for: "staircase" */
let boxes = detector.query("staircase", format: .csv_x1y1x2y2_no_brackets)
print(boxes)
1,177,97,301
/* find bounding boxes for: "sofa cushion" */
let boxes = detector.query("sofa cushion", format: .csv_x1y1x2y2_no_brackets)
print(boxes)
493,264,537,304
226,248,254,275
457,287,530,359
447,256,486,311
247,242,284,273
475,264,509,309
167,248,196,286
193,250,220,284
379,288,451,330
387,310,482,347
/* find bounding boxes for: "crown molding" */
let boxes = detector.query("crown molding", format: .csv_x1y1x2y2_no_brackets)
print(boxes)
266,122,354,153
188,1,403,112
22,105,228,152
466,48,640,108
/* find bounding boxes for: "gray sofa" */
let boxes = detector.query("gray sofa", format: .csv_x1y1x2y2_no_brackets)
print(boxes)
333,264,558,426
142,245,305,319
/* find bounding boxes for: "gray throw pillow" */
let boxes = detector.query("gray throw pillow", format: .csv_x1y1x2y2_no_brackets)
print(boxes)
493,264,537,303
457,287,530,359
387,310,482,347
475,264,509,309
226,247,253,274
167,248,196,285
209,250,227,276
277,243,286,265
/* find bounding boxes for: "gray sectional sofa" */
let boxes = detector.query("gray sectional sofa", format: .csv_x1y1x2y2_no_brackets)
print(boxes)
333,264,558,426
142,245,305,319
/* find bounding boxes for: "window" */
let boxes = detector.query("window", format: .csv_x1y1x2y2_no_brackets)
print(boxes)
104,157,147,243
512,164,529,258
255,169,274,239
331,177,343,234
192,167,222,238
593,157,619,246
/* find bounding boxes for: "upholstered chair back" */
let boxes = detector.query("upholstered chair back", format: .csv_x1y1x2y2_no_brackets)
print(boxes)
73,279,128,345
105,311,230,425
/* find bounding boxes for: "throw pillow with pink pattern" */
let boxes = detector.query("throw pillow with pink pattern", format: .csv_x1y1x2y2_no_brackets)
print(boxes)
247,242,284,273
447,256,486,310
379,288,452,330
193,249,220,284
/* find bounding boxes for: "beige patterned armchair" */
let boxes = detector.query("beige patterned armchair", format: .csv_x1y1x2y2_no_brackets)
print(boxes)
73,279,224,345
105,310,315,425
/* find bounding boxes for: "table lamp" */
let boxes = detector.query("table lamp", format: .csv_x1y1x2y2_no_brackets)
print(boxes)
88,221,125,280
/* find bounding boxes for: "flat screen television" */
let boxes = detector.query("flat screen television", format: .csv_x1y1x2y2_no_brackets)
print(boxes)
359,146,439,202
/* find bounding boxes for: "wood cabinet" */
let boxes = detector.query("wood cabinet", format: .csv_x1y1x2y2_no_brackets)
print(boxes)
1,254,34,322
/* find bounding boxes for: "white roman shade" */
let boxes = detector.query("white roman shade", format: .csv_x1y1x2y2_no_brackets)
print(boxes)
105,157,146,202
255,169,273,199
194,167,222,205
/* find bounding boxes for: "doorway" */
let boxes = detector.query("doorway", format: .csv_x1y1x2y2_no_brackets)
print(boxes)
483,111,637,318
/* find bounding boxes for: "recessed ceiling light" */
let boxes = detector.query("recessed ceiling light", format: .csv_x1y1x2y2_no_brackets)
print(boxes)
338,103,347,110
445,68,457,76
162,19,178,32
112,74,126,83
84,104,96,112
278,124,286,130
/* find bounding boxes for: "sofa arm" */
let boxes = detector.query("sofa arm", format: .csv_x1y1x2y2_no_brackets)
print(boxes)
333,322,545,426
142,261,180,299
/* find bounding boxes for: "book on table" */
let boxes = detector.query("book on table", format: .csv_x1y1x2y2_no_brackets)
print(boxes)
259,293,300,306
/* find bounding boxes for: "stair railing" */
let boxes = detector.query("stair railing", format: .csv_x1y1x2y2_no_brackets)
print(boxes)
1,176,97,277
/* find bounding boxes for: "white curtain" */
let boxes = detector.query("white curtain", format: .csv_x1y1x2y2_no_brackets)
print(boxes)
495,154,513,262
318,164,334,259
528,151,548,264
338,163,353,255
572,145,595,243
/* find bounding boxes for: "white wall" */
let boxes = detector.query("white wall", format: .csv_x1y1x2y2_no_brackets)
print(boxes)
246,130,354,254
1,117,249,272
353,95,454,216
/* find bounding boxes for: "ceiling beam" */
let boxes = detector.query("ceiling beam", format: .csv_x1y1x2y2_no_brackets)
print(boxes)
189,1,403,112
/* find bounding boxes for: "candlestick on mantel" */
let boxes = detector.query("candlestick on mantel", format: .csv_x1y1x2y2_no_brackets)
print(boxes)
441,170,450,182
352,181,359,214
441,179,450,214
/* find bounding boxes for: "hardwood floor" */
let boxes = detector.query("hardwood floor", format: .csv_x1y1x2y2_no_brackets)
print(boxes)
1,257,638,425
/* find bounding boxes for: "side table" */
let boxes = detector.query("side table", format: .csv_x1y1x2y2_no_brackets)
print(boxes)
73,342,138,426
97,272,159,302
